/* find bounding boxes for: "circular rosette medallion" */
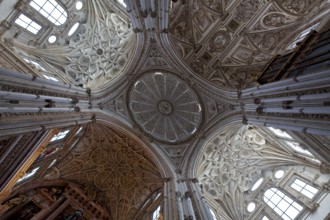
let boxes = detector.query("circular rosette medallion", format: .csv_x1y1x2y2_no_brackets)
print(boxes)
128,71,203,144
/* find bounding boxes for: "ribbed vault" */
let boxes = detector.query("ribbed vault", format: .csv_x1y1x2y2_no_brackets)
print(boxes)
55,123,163,220
12,1,135,89
196,124,321,220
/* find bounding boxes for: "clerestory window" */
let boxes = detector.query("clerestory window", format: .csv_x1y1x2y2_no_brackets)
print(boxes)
29,0,67,25
290,179,318,199
210,208,217,220
50,129,70,142
268,127,319,161
287,23,320,50
15,14,42,34
23,58,59,81
17,167,40,183
118,0,127,7
152,205,160,220
264,188,303,220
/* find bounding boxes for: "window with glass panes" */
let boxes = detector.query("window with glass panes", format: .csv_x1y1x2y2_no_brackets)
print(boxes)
15,14,42,34
264,188,303,220
291,179,318,199
29,0,67,25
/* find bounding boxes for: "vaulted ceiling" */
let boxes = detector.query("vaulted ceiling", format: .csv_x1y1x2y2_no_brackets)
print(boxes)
55,124,163,220
1,0,330,219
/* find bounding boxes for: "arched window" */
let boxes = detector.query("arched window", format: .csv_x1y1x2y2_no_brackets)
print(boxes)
264,188,303,220
152,205,160,220
29,0,67,25
15,14,42,34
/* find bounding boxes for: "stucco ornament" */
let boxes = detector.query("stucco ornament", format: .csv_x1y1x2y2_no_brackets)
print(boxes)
197,124,321,220
64,8,134,89
128,72,203,144
13,1,134,89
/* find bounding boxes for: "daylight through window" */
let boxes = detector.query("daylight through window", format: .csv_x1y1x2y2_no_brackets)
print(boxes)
210,208,217,220
17,167,40,183
287,23,320,50
264,188,303,220
152,206,161,220
291,179,318,199
15,14,42,34
51,129,70,142
30,0,67,25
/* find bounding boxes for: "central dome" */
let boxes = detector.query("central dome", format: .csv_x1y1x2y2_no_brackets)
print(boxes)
128,71,203,144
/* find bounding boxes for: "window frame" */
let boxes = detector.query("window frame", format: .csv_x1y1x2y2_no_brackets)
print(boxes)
264,187,303,220
29,0,68,26
14,13,42,34
290,178,319,199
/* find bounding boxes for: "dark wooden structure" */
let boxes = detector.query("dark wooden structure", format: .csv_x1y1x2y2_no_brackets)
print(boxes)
257,28,330,84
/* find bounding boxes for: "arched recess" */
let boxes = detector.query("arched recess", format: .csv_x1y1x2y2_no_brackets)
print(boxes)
192,123,326,220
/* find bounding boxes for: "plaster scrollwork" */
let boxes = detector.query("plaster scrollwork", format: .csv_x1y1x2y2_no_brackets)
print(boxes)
56,124,163,220
209,30,232,52
44,167,60,180
191,59,206,75
192,1,214,35
261,12,297,29
234,0,262,22
200,0,222,12
196,124,321,220
276,0,312,15
212,66,261,90
170,5,194,44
